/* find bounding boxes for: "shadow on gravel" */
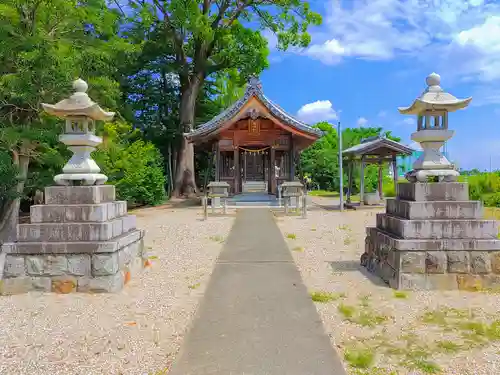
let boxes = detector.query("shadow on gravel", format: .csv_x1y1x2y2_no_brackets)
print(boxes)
329,260,390,288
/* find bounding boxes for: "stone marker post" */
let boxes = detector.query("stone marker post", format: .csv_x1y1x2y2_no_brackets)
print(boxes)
0,79,146,295
361,73,500,291
282,181,304,216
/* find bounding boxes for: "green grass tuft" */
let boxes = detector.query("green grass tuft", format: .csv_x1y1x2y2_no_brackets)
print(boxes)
209,235,224,242
310,291,346,303
393,290,409,299
436,340,462,353
344,348,375,369
286,233,297,240
338,303,356,318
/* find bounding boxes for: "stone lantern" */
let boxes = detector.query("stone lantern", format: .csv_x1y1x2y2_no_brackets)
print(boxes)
398,73,472,182
41,78,115,186
0,79,145,295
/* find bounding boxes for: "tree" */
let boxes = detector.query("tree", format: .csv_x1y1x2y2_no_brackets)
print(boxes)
128,0,322,196
213,68,246,108
0,0,130,241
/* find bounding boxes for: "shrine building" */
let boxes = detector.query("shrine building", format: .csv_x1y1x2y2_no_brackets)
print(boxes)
185,77,322,195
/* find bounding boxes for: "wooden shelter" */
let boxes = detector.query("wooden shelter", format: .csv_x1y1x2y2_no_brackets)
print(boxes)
342,136,413,206
185,76,322,195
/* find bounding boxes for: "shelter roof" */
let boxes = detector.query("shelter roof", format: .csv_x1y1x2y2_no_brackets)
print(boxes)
185,76,323,142
343,136,414,157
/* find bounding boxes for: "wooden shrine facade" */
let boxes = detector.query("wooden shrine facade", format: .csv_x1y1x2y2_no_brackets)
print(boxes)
185,77,322,195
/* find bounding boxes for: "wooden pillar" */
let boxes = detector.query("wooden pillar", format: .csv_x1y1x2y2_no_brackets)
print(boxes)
289,136,295,180
378,160,383,201
270,146,276,194
392,155,398,197
347,159,353,203
360,156,365,206
243,151,247,182
214,142,220,181
234,146,239,194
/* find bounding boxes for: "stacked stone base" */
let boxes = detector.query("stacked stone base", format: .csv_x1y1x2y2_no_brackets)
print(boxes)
0,185,146,295
362,182,500,290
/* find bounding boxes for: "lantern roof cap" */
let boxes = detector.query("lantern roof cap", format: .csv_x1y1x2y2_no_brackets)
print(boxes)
398,73,472,115
41,78,115,121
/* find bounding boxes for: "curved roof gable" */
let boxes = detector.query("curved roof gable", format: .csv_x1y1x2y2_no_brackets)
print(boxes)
343,136,414,157
185,76,323,141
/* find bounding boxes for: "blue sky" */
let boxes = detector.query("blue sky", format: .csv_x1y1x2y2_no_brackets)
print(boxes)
256,0,500,171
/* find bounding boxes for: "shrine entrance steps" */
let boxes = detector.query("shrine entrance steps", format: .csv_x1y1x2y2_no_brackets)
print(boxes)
242,180,267,193
168,208,346,375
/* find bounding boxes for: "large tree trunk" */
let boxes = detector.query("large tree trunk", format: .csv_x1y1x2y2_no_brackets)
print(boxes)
0,152,30,243
172,75,203,197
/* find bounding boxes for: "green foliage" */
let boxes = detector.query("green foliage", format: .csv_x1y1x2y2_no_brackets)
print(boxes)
459,172,500,206
300,124,400,192
94,122,166,207
483,193,500,208
463,173,500,200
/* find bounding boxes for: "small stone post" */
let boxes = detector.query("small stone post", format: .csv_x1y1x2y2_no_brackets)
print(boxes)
202,196,208,220
301,194,307,218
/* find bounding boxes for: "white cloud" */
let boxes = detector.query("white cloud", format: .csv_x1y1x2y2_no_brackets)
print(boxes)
262,29,278,51
357,117,368,126
408,141,423,151
401,118,416,126
301,0,500,84
297,100,338,124
448,15,500,81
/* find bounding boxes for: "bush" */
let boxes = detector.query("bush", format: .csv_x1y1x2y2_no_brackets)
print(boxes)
383,183,396,197
483,193,500,208
93,123,166,207
461,173,500,201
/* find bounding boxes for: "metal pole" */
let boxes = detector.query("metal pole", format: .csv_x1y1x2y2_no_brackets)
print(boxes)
338,121,344,212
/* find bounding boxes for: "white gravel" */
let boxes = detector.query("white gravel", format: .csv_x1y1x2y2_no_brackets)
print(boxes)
277,206,500,375
0,207,234,375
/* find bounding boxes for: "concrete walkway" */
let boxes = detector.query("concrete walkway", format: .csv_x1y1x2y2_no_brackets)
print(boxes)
169,208,346,375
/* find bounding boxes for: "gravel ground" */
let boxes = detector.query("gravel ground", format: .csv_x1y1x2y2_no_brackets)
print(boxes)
277,206,500,375
0,207,234,375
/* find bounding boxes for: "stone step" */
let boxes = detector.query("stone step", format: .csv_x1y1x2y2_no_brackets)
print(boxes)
386,199,483,219
17,216,137,242
397,182,469,202
30,201,127,223
242,181,267,193
366,227,500,251
2,229,144,255
376,213,498,239
45,185,116,205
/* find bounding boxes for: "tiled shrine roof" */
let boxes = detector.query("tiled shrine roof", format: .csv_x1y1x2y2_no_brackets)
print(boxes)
185,76,323,142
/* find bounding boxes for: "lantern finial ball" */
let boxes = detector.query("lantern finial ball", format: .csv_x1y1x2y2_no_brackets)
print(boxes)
426,72,441,87
73,78,88,93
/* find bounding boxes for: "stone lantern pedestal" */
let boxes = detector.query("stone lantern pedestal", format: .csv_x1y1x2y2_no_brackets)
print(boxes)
362,182,500,290
0,79,146,295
